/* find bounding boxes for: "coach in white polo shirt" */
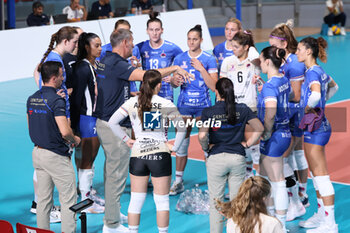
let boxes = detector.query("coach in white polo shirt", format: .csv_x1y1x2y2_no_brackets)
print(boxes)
63,0,87,22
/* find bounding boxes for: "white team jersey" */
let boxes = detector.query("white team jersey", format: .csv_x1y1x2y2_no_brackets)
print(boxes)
220,56,260,110
120,95,180,157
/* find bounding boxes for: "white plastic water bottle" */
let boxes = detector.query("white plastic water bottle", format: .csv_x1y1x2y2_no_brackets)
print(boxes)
162,3,166,12
138,7,142,15
49,15,54,25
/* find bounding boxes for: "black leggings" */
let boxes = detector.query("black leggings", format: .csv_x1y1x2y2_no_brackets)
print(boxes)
324,12,346,27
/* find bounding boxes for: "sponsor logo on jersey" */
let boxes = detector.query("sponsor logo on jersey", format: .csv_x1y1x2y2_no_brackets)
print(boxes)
144,51,149,58
161,61,167,68
29,108,33,115
229,65,235,71
181,61,188,69
143,110,162,129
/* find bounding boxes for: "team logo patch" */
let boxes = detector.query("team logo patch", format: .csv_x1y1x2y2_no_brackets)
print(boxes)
219,53,224,60
144,51,149,58
143,110,161,129
160,52,166,58
181,61,188,69
229,65,235,71
247,63,250,67
161,61,167,68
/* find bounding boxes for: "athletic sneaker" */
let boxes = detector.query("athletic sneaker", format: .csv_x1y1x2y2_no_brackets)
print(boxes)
103,224,129,233
300,195,310,208
120,212,128,224
30,201,61,223
306,223,338,233
89,193,105,206
340,27,346,36
83,202,105,214
286,201,306,221
328,28,333,36
169,181,184,195
299,212,324,228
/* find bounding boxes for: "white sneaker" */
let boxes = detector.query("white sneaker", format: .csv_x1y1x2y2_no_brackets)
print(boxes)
306,223,338,233
49,207,61,223
103,224,129,233
83,202,105,214
340,27,346,36
328,28,333,36
300,194,310,208
286,201,306,221
169,181,184,196
89,192,105,206
120,212,128,224
299,212,324,228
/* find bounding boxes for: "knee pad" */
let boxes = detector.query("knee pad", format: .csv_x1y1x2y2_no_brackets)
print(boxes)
271,181,288,210
310,172,318,191
176,137,189,157
294,150,308,170
33,170,37,183
128,192,147,214
285,176,296,188
314,175,335,197
283,158,294,178
153,193,169,211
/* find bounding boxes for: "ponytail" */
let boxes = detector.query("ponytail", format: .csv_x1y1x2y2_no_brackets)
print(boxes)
38,33,57,72
300,36,328,63
261,46,286,69
138,70,162,123
38,26,78,71
216,78,236,125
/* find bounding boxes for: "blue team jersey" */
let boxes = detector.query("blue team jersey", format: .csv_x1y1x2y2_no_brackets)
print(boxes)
279,54,305,82
98,43,138,93
301,65,330,113
39,51,70,118
174,51,218,108
133,40,183,100
258,76,290,130
213,41,234,73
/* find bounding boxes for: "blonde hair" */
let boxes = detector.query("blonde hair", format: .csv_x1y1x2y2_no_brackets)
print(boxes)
216,176,271,233
226,17,242,30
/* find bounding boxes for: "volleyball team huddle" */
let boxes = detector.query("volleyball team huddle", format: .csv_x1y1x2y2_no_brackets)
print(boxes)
31,12,339,233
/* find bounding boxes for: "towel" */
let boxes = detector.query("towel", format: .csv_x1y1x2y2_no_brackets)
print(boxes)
299,107,324,132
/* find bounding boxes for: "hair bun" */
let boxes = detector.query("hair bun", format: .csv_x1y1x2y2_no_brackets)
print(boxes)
194,24,202,31
277,48,286,59
149,11,159,20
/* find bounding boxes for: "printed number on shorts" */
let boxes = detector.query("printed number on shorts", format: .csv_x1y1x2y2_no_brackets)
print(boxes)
93,127,97,135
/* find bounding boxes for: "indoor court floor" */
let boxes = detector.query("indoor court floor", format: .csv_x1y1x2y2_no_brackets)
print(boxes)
0,32,349,233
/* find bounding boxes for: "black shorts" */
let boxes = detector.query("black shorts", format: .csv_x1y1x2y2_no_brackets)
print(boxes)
129,152,172,177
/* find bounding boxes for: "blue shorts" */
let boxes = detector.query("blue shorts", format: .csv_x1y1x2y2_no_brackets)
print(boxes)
303,118,331,146
178,106,206,118
260,128,291,157
289,102,303,137
79,115,97,138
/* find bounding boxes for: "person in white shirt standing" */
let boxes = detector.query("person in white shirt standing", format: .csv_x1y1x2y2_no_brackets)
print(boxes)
63,0,87,22
324,0,347,36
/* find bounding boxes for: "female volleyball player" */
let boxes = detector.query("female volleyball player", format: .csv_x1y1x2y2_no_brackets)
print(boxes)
199,78,263,233
216,176,284,233
269,20,308,221
70,32,105,214
170,24,218,195
108,70,186,233
296,37,338,233
258,46,292,232
213,18,260,72
133,12,183,101
220,30,261,178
